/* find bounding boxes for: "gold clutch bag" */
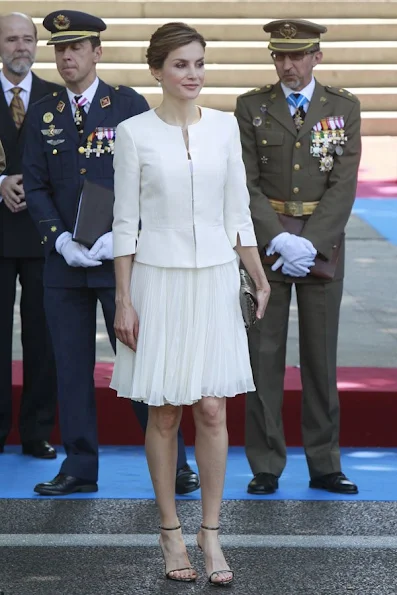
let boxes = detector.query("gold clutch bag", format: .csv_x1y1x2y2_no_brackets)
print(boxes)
239,269,258,331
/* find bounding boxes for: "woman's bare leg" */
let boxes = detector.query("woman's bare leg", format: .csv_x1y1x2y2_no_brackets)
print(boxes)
193,397,233,584
145,404,197,581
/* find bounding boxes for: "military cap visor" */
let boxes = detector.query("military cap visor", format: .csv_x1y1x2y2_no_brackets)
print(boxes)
43,10,106,46
263,19,327,53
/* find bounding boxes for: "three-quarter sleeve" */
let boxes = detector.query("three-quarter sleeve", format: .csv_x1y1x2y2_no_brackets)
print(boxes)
223,117,257,248
112,121,140,257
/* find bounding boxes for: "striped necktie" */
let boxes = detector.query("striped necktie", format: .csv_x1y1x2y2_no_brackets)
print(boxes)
286,93,308,130
10,87,25,129
73,95,88,134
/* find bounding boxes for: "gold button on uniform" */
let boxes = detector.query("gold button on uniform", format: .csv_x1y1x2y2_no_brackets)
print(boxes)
293,164,300,171
52,149,57,155
80,168,87,175
295,141,301,148
293,187,300,194
78,146,85,154
262,139,267,145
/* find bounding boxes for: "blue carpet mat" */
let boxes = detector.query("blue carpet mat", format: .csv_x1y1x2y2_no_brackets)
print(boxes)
353,198,397,246
1,446,396,501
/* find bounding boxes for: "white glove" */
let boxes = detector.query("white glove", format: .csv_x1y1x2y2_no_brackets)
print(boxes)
55,232,102,268
279,235,317,264
270,255,313,276
281,260,311,277
88,232,114,261
266,232,290,256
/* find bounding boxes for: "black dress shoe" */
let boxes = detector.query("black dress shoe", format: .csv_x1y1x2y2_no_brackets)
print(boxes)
0,444,4,454
34,473,98,496
309,472,358,494
247,473,279,495
175,464,200,495
22,440,57,459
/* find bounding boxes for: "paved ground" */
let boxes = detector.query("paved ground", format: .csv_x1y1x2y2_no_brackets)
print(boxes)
2,500,397,595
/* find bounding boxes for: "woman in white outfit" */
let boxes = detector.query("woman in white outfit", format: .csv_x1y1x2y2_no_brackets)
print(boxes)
111,22,270,586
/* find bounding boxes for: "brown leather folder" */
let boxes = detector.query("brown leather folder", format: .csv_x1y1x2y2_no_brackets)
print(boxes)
261,214,343,280
72,179,114,249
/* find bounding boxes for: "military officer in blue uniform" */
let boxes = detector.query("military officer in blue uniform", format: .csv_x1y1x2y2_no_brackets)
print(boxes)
23,10,199,495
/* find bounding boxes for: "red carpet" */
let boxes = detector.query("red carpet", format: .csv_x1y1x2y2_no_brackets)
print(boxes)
8,362,397,447
356,180,397,199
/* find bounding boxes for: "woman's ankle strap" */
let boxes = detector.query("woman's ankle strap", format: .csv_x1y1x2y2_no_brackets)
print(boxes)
201,524,220,531
160,524,181,531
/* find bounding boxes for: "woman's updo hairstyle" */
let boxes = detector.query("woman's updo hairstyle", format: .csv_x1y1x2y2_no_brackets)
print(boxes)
146,22,206,70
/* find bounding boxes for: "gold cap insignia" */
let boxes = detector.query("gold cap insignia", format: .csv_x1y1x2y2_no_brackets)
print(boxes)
53,14,71,31
100,96,111,108
279,23,297,39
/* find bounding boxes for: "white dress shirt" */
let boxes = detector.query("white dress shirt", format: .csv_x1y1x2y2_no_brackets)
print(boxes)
0,69,32,111
66,77,99,115
113,108,257,268
0,70,33,199
281,76,316,115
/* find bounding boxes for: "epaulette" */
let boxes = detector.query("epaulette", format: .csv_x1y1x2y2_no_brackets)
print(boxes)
113,84,136,96
325,86,359,102
33,90,62,106
240,84,273,98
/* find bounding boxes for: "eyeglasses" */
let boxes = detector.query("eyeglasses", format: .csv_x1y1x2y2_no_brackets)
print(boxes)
271,51,318,63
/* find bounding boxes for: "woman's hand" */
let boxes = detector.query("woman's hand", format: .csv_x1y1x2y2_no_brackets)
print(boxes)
255,283,271,321
114,302,139,352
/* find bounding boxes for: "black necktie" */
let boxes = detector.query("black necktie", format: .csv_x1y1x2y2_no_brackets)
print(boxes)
73,95,87,134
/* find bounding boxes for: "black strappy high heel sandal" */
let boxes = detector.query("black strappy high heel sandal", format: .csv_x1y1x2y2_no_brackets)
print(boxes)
159,524,197,582
197,524,234,587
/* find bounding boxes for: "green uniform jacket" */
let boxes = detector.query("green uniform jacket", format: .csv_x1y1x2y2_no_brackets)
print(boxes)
235,79,362,282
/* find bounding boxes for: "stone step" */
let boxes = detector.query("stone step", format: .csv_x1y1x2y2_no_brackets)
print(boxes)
36,40,397,66
32,62,397,88
33,18,397,43
6,1,397,19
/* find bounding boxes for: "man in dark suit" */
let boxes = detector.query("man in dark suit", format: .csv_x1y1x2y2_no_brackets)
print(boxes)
0,12,59,458
23,10,199,495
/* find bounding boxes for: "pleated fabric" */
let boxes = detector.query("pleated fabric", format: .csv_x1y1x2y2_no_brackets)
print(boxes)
110,258,255,406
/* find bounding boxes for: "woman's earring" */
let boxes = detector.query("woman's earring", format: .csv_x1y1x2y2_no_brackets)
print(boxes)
157,79,162,87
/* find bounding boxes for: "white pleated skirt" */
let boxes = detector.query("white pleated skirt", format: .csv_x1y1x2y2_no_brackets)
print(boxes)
110,258,255,406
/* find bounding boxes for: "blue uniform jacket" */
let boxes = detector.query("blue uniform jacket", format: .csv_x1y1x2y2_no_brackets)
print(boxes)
23,79,149,287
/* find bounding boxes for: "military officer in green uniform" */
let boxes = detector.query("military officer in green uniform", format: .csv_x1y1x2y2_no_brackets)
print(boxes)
235,19,361,495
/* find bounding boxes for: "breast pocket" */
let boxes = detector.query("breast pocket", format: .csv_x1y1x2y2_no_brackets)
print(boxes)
255,131,284,174
43,141,75,180
94,150,115,181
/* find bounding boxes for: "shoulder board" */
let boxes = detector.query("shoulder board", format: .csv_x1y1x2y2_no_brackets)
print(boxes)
325,86,359,102
240,84,273,98
34,90,61,107
113,84,136,96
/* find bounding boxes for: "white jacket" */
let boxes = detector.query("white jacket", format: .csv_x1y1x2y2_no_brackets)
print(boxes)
112,107,257,268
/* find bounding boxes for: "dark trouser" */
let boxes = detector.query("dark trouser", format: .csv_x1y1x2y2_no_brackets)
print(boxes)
0,257,57,445
246,279,343,479
44,286,187,482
